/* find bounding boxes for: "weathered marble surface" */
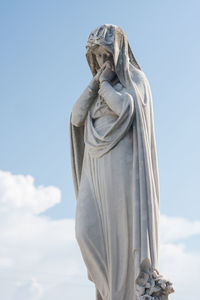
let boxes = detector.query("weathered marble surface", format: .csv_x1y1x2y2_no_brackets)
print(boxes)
70,24,174,300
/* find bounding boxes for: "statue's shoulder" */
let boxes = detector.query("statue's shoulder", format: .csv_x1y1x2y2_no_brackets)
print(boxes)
132,69,151,95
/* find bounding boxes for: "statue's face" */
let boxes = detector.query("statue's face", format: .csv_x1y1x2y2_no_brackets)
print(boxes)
93,46,112,68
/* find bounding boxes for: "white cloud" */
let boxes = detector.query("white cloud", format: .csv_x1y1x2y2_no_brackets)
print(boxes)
14,279,43,300
0,170,60,214
160,214,200,243
0,170,93,300
0,170,199,300
159,242,200,300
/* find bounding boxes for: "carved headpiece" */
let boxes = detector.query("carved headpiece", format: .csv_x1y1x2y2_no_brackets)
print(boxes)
86,25,115,52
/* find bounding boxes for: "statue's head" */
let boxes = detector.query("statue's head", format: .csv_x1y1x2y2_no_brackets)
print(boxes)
86,24,141,86
91,45,114,71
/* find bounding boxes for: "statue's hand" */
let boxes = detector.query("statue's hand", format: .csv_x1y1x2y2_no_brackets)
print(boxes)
89,62,115,93
93,63,107,82
99,62,116,84
88,64,105,92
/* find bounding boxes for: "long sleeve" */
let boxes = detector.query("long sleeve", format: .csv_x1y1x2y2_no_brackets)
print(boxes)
71,80,99,127
98,81,133,116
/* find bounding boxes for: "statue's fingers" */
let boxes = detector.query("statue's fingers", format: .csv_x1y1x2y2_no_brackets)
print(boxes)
101,62,107,71
105,60,112,69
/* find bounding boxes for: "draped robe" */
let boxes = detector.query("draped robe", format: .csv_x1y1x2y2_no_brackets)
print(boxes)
69,24,172,300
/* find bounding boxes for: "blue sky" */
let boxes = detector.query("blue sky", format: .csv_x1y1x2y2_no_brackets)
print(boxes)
0,1,200,298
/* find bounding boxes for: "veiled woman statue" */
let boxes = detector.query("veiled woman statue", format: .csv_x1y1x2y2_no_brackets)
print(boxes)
70,24,174,300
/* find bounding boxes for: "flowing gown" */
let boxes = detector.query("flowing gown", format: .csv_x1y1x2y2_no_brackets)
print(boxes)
71,23,174,300
75,83,139,300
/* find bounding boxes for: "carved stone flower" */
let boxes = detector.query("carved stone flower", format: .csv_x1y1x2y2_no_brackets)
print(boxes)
136,271,149,287
136,285,145,295
136,259,174,300
141,295,154,300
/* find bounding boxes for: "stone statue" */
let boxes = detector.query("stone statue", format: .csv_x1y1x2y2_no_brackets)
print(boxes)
70,24,174,300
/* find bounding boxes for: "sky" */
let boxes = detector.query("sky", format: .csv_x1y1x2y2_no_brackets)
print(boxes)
0,0,200,299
